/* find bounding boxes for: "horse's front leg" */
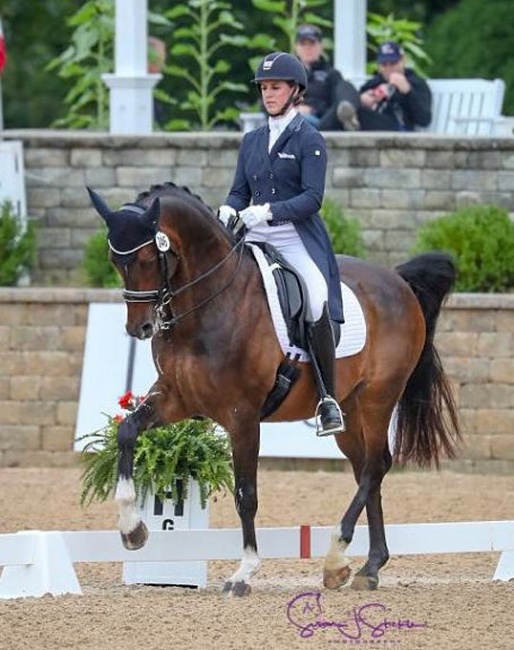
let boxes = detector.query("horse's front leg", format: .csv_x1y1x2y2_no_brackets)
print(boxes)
223,424,261,597
115,398,156,550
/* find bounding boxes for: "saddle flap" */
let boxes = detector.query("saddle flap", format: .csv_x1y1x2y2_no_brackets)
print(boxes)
250,242,308,349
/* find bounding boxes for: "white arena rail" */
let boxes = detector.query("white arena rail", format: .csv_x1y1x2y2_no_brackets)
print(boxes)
0,521,513,599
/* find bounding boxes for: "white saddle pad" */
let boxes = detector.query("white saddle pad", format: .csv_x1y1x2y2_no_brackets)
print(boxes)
249,244,366,362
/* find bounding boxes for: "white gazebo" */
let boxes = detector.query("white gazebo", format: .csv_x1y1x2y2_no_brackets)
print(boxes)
104,0,367,134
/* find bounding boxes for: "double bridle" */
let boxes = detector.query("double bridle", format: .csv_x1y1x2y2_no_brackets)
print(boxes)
120,234,246,330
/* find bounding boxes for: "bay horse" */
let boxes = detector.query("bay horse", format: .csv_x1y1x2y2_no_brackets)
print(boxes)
87,182,460,596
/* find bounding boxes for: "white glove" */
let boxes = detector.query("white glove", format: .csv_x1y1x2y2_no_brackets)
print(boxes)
217,204,237,227
239,203,272,229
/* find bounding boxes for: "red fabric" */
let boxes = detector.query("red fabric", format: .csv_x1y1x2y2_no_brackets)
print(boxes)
0,36,6,74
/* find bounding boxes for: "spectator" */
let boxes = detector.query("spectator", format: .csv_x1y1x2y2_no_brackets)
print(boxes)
337,41,432,132
294,24,360,131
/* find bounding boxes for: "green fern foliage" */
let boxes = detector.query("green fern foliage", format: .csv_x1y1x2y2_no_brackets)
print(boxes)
80,415,233,509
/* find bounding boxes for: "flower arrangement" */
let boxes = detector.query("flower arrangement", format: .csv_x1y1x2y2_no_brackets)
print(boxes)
80,391,234,509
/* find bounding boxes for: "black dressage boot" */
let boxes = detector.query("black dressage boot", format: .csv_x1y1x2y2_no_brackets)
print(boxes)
307,303,345,436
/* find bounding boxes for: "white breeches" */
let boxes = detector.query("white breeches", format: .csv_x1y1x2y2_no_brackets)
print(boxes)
246,222,327,321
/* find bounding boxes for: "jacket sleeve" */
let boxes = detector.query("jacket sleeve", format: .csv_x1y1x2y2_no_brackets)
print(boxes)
401,74,432,127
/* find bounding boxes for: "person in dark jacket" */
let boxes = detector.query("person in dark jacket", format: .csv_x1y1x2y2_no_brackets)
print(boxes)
357,41,432,131
322,40,432,132
217,52,345,436
294,24,360,131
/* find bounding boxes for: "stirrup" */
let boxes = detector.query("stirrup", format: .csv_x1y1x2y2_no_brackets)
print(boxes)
314,397,346,437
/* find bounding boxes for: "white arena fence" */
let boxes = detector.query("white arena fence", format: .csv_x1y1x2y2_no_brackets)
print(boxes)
0,521,513,599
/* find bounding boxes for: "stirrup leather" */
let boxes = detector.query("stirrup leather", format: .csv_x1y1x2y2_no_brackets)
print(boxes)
315,396,346,437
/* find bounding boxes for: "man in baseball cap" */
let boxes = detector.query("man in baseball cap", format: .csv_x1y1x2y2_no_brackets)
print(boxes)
357,40,432,130
376,40,404,64
294,24,360,131
295,24,322,42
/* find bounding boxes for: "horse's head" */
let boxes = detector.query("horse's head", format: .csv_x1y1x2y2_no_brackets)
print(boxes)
87,187,179,340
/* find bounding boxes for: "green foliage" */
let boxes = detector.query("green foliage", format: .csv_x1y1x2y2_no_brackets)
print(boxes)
0,201,36,285
0,0,84,128
46,0,114,129
80,414,234,509
82,226,120,288
413,205,514,292
161,0,251,130
46,1,171,129
367,12,431,76
321,197,365,257
250,0,331,57
425,0,514,115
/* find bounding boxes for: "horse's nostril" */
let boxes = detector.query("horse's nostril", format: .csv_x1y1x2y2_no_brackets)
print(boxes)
140,323,154,339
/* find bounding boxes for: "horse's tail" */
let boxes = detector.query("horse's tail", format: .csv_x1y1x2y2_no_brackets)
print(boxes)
393,252,461,468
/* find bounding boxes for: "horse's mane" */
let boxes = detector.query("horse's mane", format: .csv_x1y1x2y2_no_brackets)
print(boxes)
135,182,215,215
134,181,240,249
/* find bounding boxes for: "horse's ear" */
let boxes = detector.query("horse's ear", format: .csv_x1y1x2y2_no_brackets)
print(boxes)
86,186,112,222
144,197,160,231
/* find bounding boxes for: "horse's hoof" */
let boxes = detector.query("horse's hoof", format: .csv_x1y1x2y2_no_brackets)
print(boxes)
222,580,252,597
351,574,379,591
120,521,149,550
323,565,352,590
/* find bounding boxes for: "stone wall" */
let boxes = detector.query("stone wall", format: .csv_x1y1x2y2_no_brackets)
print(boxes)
4,130,514,285
0,289,512,472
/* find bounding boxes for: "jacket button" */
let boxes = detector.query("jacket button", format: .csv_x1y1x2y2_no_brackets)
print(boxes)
254,190,261,197
271,188,276,194
253,174,258,180
269,173,274,179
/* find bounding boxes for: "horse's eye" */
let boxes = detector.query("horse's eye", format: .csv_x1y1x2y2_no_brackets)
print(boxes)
140,256,157,268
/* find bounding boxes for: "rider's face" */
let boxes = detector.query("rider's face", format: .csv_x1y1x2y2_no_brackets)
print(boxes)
260,80,294,116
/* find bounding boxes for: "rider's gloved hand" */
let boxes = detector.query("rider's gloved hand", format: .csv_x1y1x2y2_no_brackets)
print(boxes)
217,205,237,228
239,203,272,229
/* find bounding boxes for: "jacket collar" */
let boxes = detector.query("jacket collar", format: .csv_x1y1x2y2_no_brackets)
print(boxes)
269,113,304,157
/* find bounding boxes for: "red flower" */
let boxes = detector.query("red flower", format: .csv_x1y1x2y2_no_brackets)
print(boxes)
113,414,125,423
118,391,134,410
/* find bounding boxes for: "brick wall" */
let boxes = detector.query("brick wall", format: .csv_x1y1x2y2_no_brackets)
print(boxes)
4,130,514,285
0,289,512,472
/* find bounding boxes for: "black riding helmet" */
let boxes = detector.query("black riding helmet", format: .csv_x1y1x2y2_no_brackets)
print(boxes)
254,52,307,115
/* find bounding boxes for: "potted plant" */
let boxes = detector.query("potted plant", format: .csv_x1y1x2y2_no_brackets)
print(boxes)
79,391,234,586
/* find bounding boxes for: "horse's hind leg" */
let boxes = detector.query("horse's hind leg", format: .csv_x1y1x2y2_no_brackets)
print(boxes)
323,405,392,590
351,444,392,591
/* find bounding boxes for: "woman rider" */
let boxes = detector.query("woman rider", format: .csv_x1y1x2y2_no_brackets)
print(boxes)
218,51,345,436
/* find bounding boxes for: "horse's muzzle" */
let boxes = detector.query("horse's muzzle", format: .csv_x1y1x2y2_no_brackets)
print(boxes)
126,321,154,340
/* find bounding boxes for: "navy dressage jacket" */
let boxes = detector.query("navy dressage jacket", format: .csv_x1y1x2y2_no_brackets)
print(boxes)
226,113,344,323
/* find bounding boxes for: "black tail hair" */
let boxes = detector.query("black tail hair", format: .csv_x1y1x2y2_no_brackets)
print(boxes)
394,252,461,468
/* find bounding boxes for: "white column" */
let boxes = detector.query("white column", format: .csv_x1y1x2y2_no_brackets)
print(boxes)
334,0,367,87
102,0,161,134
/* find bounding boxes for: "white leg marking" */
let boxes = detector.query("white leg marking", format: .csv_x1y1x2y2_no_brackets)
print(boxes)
115,477,141,535
324,528,350,572
227,548,262,584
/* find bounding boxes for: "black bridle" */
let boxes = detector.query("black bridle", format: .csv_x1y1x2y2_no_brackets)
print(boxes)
120,234,246,330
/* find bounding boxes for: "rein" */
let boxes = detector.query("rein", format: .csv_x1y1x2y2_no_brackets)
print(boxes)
122,235,246,329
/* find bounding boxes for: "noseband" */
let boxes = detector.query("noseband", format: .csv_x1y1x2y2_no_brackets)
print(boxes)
119,235,246,330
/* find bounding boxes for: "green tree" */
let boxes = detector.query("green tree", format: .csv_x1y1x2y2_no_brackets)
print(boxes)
0,0,82,128
161,0,252,130
425,0,514,114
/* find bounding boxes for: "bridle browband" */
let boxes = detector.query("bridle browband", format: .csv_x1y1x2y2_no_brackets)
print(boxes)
118,234,246,330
